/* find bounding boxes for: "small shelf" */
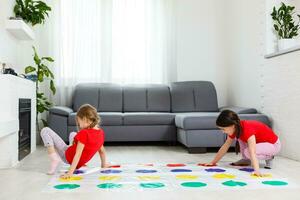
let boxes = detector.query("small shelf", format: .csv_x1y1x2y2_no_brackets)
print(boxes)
5,19,35,40
265,45,300,59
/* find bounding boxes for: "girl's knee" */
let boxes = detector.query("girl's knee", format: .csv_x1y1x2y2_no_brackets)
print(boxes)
40,127,54,147
69,132,77,142
69,131,77,136
41,127,51,136
243,149,251,159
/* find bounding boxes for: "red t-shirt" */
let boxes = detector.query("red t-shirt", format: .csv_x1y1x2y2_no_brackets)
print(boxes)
229,120,278,144
65,128,105,169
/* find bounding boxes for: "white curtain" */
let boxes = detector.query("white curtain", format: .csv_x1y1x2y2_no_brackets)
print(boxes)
49,0,176,106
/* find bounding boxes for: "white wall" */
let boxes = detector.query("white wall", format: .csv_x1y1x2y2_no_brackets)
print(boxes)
0,0,19,69
225,0,265,110
226,0,300,161
176,0,228,107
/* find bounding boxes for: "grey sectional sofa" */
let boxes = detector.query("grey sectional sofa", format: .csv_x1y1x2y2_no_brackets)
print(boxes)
48,81,270,153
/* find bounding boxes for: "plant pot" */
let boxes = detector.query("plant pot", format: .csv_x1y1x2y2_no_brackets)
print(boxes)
278,39,297,51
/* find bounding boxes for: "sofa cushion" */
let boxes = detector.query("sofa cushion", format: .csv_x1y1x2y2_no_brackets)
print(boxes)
68,112,123,126
175,112,220,130
123,84,171,112
98,84,123,112
123,86,147,112
170,81,219,112
147,85,171,112
49,106,73,116
239,114,271,127
123,112,175,125
175,113,270,130
219,106,257,114
72,84,99,111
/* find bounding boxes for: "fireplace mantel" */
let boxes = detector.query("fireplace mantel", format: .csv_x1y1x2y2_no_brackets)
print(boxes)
0,74,36,168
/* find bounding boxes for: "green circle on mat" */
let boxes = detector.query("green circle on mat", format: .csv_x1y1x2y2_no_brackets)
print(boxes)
181,182,207,188
222,180,247,187
54,184,80,190
97,183,123,189
140,182,165,188
262,181,288,186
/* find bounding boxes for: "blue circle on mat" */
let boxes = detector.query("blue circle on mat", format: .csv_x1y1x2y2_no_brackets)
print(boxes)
136,169,158,173
239,168,255,172
73,169,85,174
171,169,192,173
205,168,226,173
100,169,122,174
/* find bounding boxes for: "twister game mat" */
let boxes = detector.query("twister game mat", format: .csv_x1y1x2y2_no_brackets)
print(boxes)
44,163,296,192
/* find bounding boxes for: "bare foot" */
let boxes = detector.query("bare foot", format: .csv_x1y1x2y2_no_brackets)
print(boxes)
47,159,61,175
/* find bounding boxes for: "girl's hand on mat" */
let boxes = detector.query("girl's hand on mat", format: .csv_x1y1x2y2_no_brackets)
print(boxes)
202,162,217,167
60,172,72,179
252,171,262,177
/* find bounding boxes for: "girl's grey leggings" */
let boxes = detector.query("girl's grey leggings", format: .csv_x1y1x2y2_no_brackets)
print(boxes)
40,127,76,163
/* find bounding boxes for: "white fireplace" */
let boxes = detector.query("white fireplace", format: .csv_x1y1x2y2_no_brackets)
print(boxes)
0,74,36,168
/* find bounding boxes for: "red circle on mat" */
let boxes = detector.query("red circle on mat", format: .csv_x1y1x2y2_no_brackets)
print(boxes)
167,164,186,167
197,163,217,167
109,165,121,168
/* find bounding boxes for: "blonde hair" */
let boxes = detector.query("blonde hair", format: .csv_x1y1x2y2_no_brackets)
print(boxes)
76,104,100,129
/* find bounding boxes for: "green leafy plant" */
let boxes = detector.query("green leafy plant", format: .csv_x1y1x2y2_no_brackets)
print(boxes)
13,0,51,26
25,46,56,127
271,2,300,39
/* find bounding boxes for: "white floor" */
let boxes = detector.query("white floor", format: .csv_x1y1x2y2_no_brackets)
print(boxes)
1,145,300,200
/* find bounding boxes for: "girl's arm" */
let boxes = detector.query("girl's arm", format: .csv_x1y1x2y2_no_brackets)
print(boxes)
208,137,234,165
61,142,85,179
98,146,109,168
247,135,261,176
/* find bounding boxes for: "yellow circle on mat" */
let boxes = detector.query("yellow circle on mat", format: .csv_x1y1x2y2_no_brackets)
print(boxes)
212,173,236,179
250,174,272,178
138,176,161,181
176,174,199,180
59,176,83,182
99,176,122,181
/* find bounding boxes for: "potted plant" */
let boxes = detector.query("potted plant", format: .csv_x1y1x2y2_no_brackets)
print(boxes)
271,2,300,50
24,46,56,131
13,0,51,26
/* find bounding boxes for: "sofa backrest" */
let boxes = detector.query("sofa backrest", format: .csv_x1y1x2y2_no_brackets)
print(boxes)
73,83,123,112
98,83,123,112
123,84,171,112
73,83,99,111
72,83,171,112
170,81,218,112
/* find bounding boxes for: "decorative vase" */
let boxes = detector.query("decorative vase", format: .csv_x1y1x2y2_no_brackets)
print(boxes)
278,39,297,51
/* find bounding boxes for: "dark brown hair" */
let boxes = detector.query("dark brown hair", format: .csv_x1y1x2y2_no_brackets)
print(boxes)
76,104,100,129
216,110,242,154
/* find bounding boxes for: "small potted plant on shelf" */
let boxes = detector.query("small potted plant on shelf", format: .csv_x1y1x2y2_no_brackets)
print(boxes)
271,2,300,50
12,0,51,26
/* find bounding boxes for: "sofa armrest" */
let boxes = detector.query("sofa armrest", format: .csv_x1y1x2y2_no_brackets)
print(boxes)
219,106,257,114
49,106,74,116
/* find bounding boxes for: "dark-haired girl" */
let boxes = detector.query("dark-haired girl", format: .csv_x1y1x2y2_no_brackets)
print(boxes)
203,110,281,176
